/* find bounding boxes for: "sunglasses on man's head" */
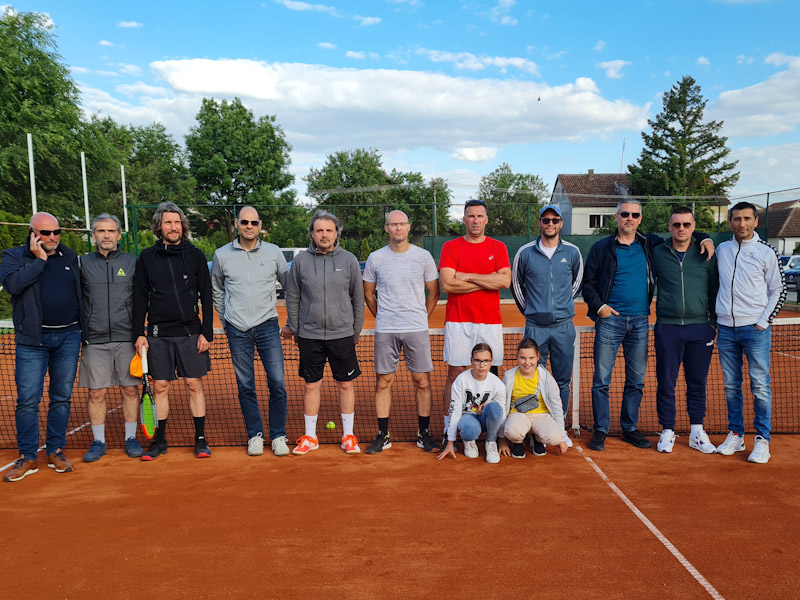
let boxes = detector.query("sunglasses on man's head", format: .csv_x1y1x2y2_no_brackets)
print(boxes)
618,211,641,219
34,228,62,237
239,219,260,226
671,222,693,229
540,217,562,225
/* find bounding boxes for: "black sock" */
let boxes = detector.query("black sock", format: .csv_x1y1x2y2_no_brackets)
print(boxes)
378,417,389,434
193,416,206,439
418,415,430,432
155,419,167,443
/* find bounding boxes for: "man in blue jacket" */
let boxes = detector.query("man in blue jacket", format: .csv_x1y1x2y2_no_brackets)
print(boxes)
511,205,582,453
582,201,713,451
1,212,86,482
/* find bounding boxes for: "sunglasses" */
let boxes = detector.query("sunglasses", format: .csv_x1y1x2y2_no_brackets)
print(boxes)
34,229,62,237
238,219,260,226
465,199,486,207
671,222,693,228
540,217,562,225
618,211,641,219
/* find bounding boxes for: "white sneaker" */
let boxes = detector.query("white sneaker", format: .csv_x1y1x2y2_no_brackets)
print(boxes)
657,429,676,453
485,441,500,464
248,433,265,456
717,431,746,455
747,435,771,464
563,430,574,448
689,429,717,454
271,435,290,457
463,440,479,459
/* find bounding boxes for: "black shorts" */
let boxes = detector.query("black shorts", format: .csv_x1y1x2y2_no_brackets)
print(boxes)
298,336,361,383
148,335,211,381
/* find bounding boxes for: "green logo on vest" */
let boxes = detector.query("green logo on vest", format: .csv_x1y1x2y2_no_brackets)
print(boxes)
117,268,126,276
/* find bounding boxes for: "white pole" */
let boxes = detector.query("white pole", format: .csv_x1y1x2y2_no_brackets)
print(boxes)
121,164,129,232
27,133,37,214
81,152,90,232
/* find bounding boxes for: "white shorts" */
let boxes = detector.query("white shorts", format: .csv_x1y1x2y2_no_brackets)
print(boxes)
443,322,504,367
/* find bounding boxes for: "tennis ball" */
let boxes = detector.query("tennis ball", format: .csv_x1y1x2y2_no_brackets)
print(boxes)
326,421,336,430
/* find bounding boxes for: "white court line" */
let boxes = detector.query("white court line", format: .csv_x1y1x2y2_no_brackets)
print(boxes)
576,445,726,600
1,405,122,473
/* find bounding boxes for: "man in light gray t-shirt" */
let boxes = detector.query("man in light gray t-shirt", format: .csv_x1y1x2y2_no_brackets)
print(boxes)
362,210,440,454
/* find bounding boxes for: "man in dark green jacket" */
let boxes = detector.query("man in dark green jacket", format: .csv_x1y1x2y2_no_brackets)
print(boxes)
652,207,718,454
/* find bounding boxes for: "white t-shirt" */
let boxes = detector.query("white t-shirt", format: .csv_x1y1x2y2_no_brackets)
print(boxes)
362,244,439,333
446,370,507,441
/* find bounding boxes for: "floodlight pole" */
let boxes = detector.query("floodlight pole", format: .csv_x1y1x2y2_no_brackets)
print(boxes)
27,133,37,214
81,152,90,232
121,164,129,232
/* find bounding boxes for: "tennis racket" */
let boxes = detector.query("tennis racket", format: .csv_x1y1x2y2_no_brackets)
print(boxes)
139,347,158,439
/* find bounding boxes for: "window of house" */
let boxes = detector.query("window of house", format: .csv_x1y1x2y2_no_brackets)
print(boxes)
589,214,610,229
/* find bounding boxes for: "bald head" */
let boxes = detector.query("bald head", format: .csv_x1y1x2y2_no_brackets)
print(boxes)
30,212,61,255
384,210,411,247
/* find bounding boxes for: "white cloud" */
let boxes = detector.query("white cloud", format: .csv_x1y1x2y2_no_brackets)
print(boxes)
697,56,710,67
98,40,115,47
765,52,794,67
97,70,121,78
711,54,800,137
117,20,143,28
273,0,338,15
355,15,381,26
116,82,169,97
71,66,90,74
593,40,606,52
490,0,517,26
737,54,754,65
345,51,366,59
546,50,567,60
730,143,800,197
451,147,497,162
318,42,337,49
118,63,142,75
596,59,631,79
418,48,539,75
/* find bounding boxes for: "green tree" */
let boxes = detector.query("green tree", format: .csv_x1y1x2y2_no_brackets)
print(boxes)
628,75,739,209
477,163,548,236
0,9,84,219
185,97,294,240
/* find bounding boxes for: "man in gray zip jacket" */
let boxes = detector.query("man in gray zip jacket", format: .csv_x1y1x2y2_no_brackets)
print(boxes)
211,206,290,457
282,210,365,455
79,214,142,462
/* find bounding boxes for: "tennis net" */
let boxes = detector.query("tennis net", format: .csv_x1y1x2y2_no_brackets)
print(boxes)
1,319,799,450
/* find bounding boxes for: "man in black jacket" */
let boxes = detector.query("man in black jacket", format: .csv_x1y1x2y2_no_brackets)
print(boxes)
1,212,86,482
133,203,213,460
79,213,142,462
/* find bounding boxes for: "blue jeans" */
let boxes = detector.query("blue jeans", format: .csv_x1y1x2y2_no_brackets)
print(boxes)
524,321,576,415
717,325,772,441
225,318,287,440
458,402,503,442
591,315,648,433
15,328,82,460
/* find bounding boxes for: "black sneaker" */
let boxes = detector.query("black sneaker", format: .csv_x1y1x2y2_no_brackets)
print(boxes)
141,439,168,461
365,431,391,454
194,436,212,458
531,436,547,456
621,429,651,449
416,429,440,453
588,430,606,451
511,443,525,459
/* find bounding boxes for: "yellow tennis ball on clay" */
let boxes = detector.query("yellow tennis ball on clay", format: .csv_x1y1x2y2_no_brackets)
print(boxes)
326,421,336,430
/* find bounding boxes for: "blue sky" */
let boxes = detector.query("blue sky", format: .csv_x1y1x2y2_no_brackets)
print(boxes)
5,0,800,204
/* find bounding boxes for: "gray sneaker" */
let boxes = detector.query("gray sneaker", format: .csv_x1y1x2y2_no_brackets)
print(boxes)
271,435,290,457
248,433,265,456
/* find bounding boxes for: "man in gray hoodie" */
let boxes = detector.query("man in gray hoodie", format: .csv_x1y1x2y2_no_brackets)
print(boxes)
282,210,365,455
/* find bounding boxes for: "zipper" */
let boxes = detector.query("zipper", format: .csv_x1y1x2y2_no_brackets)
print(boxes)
165,252,191,336
731,242,741,328
106,256,112,342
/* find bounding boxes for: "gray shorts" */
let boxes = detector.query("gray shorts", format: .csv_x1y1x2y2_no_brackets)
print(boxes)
148,335,211,381
79,342,140,389
374,331,433,374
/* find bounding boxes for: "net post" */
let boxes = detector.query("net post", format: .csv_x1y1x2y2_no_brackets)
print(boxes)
571,326,583,435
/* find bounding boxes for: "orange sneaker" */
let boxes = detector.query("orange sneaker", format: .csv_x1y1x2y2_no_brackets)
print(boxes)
292,435,319,455
341,434,361,454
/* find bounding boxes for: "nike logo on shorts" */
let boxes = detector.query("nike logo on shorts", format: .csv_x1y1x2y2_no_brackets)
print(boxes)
347,369,355,376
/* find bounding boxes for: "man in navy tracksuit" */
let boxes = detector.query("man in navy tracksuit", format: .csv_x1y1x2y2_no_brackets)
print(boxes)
511,205,582,451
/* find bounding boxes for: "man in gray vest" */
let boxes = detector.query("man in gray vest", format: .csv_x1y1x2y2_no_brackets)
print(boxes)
79,213,142,462
211,206,290,457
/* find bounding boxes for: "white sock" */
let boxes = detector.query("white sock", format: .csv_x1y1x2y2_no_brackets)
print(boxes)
690,424,703,435
92,424,105,444
304,414,318,439
341,412,355,437
124,422,137,440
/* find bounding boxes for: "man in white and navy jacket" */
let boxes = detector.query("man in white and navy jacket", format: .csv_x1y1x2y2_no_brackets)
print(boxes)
715,201,786,464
